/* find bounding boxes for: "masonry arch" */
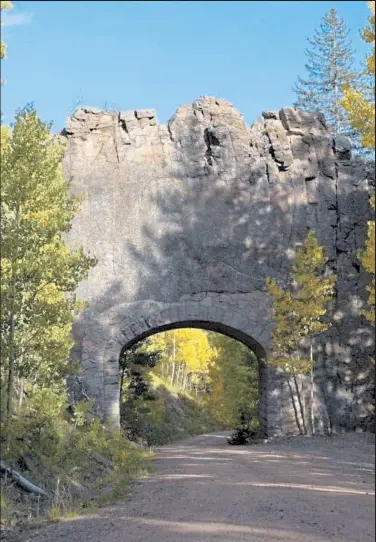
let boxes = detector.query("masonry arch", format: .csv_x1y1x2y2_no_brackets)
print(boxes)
81,300,276,437
119,319,268,438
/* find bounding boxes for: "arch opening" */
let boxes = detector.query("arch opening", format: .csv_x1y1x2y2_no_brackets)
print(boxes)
120,320,267,360
117,321,268,442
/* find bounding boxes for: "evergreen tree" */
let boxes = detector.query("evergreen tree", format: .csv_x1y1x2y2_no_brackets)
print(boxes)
0,106,96,418
119,344,160,402
293,8,357,138
266,230,336,434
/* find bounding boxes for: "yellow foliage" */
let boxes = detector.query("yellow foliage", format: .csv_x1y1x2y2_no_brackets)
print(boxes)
1,106,96,413
342,1,375,149
145,329,259,430
146,328,217,387
176,328,215,375
342,87,375,149
359,195,375,324
342,3,375,324
266,230,336,373
204,334,259,428
0,1,13,60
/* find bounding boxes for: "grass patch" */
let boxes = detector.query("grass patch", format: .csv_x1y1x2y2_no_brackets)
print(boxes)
121,374,223,447
0,393,154,537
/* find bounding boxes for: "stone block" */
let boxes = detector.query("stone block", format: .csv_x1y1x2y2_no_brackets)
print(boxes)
135,109,156,119
119,110,136,122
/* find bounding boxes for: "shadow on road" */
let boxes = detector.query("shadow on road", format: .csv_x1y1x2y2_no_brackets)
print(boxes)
22,432,375,542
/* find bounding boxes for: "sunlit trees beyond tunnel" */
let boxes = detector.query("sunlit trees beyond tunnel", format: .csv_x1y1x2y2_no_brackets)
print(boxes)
119,329,259,446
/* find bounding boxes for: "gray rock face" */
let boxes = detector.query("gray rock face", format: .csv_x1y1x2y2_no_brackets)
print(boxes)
62,97,375,437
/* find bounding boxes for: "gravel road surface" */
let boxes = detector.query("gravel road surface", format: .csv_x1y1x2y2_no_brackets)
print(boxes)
22,432,375,542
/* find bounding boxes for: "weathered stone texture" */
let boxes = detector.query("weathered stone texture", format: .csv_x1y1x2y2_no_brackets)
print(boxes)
62,96,375,436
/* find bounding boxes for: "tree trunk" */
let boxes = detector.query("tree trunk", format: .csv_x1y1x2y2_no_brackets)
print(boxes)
6,208,20,420
182,367,187,391
170,332,176,385
0,461,47,497
292,372,307,434
170,361,175,386
300,374,306,432
6,313,15,418
333,32,339,136
287,377,303,435
119,366,126,403
176,363,182,388
18,376,24,411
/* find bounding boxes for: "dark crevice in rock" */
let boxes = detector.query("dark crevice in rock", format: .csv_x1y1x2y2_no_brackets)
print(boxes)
204,137,213,166
167,121,175,143
203,128,220,167
331,162,341,310
268,145,286,171
206,130,220,147
352,261,361,273
265,162,271,185
118,116,129,135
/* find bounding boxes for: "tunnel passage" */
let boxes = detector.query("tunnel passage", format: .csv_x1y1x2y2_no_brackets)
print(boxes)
120,320,267,438
76,298,290,438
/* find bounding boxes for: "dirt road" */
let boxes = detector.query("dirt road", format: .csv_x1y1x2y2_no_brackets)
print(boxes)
23,432,374,542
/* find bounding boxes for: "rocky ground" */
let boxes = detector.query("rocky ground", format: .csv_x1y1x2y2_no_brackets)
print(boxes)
19,432,375,542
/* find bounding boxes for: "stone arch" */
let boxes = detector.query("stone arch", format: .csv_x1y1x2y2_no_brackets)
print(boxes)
83,300,275,437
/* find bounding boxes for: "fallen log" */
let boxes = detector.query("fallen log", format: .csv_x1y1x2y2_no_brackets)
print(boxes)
0,460,48,497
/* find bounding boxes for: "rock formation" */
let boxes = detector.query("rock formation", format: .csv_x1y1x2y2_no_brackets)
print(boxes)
60,96,375,436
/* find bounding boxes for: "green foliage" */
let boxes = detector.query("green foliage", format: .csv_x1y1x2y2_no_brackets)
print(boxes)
0,106,133,533
359,195,375,325
0,492,11,530
1,389,152,528
342,3,375,324
266,230,336,434
204,333,259,430
120,371,219,446
342,2,375,150
145,329,217,395
293,8,358,140
119,344,160,402
266,230,336,373
0,105,96,417
0,1,13,60
122,329,261,440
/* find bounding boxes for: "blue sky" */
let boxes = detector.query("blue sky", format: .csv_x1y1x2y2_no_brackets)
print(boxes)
1,1,371,133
